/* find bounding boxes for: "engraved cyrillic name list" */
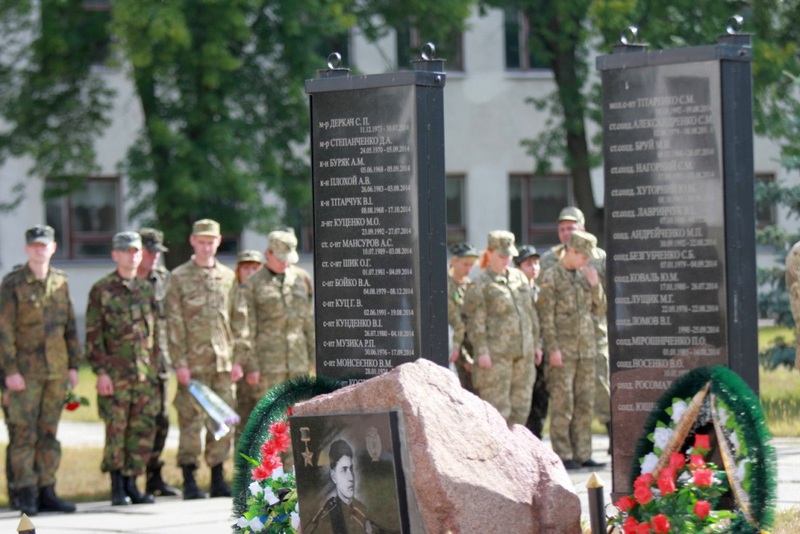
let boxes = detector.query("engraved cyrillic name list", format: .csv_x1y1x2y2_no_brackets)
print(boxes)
313,88,419,383
605,63,728,413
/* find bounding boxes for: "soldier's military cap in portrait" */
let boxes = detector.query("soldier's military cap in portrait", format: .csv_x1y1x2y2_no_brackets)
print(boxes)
487,230,519,257
112,231,143,251
449,241,479,258
139,228,168,253
25,224,55,245
567,230,597,257
558,206,585,226
236,250,264,265
268,228,299,264
513,245,540,267
192,219,221,237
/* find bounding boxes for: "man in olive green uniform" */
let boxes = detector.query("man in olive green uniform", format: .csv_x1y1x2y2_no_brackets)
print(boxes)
136,228,181,497
167,219,238,499
0,225,80,516
446,242,479,393
232,229,314,455
538,230,606,469
539,207,611,440
463,231,538,426
86,231,159,506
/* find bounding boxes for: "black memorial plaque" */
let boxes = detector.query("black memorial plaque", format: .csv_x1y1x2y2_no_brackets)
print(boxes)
598,37,757,494
307,68,448,383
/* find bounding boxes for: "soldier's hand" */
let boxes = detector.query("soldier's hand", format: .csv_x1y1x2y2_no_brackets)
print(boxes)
245,371,260,386
176,367,191,386
478,353,492,369
5,373,25,391
582,266,599,287
231,363,244,382
549,349,563,367
68,369,79,389
535,348,543,366
449,346,460,363
96,374,114,396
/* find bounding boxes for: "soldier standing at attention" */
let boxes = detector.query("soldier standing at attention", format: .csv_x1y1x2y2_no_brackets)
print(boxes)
539,207,611,443
235,250,264,285
447,242,480,393
232,229,314,452
538,230,606,469
86,231,160,506
167,219,238,499
462,231,539,426
0,225,80,516
136,228,181,497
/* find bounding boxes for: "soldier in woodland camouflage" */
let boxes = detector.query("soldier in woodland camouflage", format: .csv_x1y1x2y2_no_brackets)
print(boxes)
447,242,480,393
538,230,606,469
86,231,159,506
136,228,181,497
232,229,314,459
0,225,80,516
167,219,238,499
462,231,539,426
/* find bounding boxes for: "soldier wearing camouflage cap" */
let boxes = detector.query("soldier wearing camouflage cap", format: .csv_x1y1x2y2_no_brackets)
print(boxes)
232,227,314,464
462,231,539,426
537,229,606,469
167,219,238,499
136,228,180,497
0,225,80,515
86,231,160,505
538,206,611,445
447,242,480,393
235,250,264,285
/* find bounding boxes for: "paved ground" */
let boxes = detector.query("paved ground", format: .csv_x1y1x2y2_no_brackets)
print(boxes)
0,424,798,532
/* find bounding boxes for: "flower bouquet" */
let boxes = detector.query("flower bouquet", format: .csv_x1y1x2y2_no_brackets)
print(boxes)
63,389,89,411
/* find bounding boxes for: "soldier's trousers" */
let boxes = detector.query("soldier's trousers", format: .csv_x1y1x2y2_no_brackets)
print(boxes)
594,342,611,424
147,375,171,470
6,377,66,489
547,358,595,463
526,360,549,439
174,372,233,468
473,352,535,426
98,379,159,476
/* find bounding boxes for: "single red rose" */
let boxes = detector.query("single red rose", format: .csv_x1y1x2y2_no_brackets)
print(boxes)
694,500,711,519
669,452,686,472
689,453,705,470
615,495,636,513
651,514,670,533
693,433,711,452
622,516,640,534
65,401,81,411
658,466,675,481
634,473,654,488
635,522,652,533
657,473,676,495
633,483,653,505
693,468,714,486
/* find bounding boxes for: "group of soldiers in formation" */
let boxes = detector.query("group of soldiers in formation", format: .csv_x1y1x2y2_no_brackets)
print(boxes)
448,206,611,470
0,220,314,516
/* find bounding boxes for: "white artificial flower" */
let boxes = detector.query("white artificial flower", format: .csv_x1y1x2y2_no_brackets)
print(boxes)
236,516,250,528
249,481,263,497
291,511,300,529
641,452,659,474
264,486,280,506
670,400,688,425
729,430,740,452
736,459,749,483
653,427,673,450
271,465,285,480
248,516,265,532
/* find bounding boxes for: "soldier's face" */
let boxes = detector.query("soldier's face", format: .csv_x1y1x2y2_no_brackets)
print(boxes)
24,242,57,266
518,256,540,281
265,249,289,274
330,455,355,503
237,262,261,283
557,221,582,245
139,249,160,273
450,256,477,279
190,234,221,262
112,247,143,276
567,248,590,269
487,249,512,274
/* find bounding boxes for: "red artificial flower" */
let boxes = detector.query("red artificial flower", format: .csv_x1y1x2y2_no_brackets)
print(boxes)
658,466,676,481
252,464,274,481
269,421,289,438
693,468,714,486
634,473,654,488
65,401,81,411
635,522,652,533
694,500,711,519
689,453,705,470
634,483,653,505
615,495,636,513
693,433,711,453
272,431,291,452
651,514,670,533
657,473,676,495
622,515,640,534
261,439,279,458
668,452,686,472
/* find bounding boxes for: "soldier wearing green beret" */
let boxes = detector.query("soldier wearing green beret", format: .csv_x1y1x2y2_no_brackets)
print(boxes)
0,225,80,516
537,230,606,469
447,242,480,393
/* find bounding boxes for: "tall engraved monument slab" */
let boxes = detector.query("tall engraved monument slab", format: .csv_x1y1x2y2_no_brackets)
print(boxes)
307,59,448,384
597,34,757,494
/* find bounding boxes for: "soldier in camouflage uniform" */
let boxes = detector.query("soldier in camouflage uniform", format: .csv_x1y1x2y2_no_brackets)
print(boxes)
136,228,181,497
462,231,539,426
514,245,548,439
86,231,159,506
232,229,314,462
447,242,479,394
539,207,611,441
538,230,606,469
167,219,238,499
0,225,80,516
235,249,264,285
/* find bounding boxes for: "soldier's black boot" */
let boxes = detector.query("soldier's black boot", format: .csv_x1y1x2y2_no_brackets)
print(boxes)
124,475,155,504
8,488,20,511
209,464,232,498
146,463,181,497
38,484,76,513
181,464,208,500
17,486,38,516
111,471,132,506
606,421,613,455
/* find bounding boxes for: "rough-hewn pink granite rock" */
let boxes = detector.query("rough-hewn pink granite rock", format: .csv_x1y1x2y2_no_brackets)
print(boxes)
294,359,581,533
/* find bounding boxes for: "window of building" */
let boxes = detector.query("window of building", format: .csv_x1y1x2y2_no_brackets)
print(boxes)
510,173,572,247
396,21,464,72
755,173,777,229
504,8,549,71
46,176,120,259
446,175,467,245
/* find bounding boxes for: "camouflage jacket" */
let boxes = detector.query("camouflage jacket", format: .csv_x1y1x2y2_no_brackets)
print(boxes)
447,272,470,350
0,264,81,379
142,265,171,371
537,262,606,360
462,267,536,359
166,258,237,373
233,265,315,375
85,271,158,383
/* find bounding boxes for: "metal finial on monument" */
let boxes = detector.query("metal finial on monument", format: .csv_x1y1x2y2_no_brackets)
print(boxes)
726,14,744,35
718,13,751,47
317,51,350,78
420,42,436,61
612,25,646,54
412,42,445,75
